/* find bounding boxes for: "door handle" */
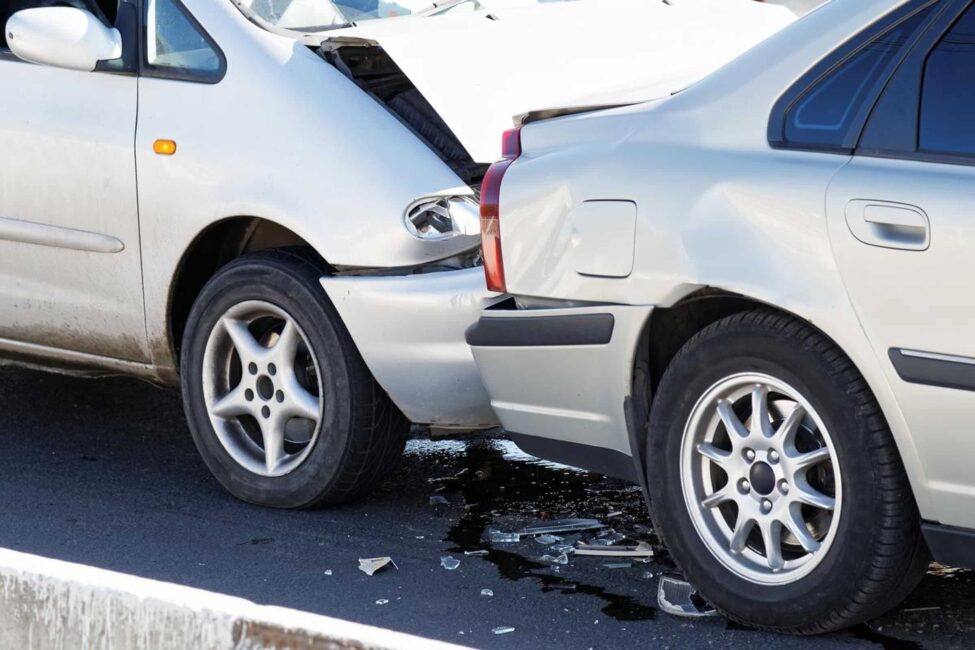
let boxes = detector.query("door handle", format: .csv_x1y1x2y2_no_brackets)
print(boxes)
845,200,930,251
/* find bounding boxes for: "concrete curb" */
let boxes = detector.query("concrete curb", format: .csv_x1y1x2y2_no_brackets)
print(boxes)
0,548,469,649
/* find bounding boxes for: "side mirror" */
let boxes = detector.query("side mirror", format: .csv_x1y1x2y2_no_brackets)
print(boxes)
6,7,122,72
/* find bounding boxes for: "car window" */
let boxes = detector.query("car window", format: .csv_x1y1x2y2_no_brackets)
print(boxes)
1,0,117,50
777,5,934,151
144,0,222,80
919,5,975,156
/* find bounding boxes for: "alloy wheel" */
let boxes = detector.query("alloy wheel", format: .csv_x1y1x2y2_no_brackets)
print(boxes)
680,373,842,585
201,300,324,477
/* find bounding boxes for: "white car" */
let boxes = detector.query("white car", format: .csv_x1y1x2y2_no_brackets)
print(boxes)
468,0,970,634
0,0,791,508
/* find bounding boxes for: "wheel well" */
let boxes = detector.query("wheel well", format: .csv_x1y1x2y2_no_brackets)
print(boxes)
644,290,773,397
168,217,328,361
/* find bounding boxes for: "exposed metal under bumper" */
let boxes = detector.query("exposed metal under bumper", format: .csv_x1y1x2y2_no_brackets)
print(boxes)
321,267,501,428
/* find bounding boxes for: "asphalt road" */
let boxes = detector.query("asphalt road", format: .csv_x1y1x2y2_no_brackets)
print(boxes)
0,367,972,649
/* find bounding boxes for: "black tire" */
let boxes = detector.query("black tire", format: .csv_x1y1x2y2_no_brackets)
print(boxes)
646,309,929,634
180,248,408,509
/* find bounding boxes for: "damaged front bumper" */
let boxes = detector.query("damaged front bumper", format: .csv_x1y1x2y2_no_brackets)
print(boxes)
321,267,502,429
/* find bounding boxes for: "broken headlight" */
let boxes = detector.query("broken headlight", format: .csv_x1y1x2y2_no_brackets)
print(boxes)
404,196,480,241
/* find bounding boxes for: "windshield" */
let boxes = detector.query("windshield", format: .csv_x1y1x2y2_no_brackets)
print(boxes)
236,0,448,31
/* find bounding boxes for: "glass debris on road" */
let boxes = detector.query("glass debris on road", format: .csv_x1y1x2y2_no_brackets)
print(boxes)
358,557,398,576
464,549,489,556
441,555,461,570
533,534,562,545
487,529,521,543
539,552,570,565
376,599,389,605
518,518,605,536
492,626,515,635
575,541,654,558
657,576,717,618
481,588,494,597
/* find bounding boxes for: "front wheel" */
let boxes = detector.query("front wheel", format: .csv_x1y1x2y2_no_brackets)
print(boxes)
180,249,408,509
647,310,928,634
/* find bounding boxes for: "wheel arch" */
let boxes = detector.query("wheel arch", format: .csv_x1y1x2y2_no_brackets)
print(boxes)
166,216,330,369
630,287,933,517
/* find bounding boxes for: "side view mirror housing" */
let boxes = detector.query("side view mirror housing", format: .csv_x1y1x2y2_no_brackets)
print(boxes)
6,7,122,72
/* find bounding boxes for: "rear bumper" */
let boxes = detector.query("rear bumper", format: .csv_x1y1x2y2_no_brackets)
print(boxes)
321,267,502,428
467,303,653,469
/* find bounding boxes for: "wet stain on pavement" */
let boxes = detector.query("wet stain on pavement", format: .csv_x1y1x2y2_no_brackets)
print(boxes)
421,438,659,622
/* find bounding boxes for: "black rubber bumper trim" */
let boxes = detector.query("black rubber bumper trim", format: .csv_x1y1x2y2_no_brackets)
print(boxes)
465,313,614,347
922,522,975,569
889,348,975,392
508,432,637,482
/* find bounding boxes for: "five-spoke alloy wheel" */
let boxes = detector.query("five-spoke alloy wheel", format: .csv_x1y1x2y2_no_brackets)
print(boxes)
181,249,408,509
647,310,929,634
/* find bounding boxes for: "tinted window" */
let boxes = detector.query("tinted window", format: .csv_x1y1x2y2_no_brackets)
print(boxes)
781,6,933,150
145,0,221,79
919,6,975,156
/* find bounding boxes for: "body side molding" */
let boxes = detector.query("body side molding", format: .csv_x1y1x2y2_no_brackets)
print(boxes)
0,216,124,253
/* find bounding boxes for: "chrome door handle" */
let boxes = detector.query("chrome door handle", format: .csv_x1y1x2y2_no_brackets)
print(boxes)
845,200,930,251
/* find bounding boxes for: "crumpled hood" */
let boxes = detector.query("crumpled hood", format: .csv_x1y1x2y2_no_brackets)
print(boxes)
323,0,794,162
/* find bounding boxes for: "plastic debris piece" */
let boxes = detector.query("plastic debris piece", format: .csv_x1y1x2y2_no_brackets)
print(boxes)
603,562,633,569
519,518,604,536
657,576,717,618
323,569,333,576
539,553,569,565
575,541,654,558
465,549,489,556
534,534,562,545
358,557,397,576
441,555,461,570
606,511,624,518
481,589,494,597
376,599,389,605
492,627,515,635
487,529,521,543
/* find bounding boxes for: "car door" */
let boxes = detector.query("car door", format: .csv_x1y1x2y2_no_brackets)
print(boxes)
0,0,147,362
825,0,975,527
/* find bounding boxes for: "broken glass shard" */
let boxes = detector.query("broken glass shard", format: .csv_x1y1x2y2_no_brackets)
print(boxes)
657,576,717,618
518,518,604,536
441,555,461,570
487,529,520,543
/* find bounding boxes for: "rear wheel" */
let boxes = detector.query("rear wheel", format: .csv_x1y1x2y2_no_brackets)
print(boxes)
180,249,408,508
647,310,928,634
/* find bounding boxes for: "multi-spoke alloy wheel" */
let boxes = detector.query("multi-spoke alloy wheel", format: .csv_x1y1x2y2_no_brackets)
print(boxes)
203,300,323,477
681,373,840,585
647,311,928,634
180,249,408,509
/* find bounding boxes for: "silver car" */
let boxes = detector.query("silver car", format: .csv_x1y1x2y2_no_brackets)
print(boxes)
469,0,972,633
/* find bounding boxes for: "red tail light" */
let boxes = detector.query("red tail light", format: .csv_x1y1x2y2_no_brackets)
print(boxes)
480,128,521,293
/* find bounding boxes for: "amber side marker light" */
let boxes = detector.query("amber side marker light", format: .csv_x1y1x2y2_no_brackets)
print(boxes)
479,127,521,293
153,139,177,156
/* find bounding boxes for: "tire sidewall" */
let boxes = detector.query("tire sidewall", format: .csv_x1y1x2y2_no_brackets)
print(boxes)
181,257,357,509
648,323,884,627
